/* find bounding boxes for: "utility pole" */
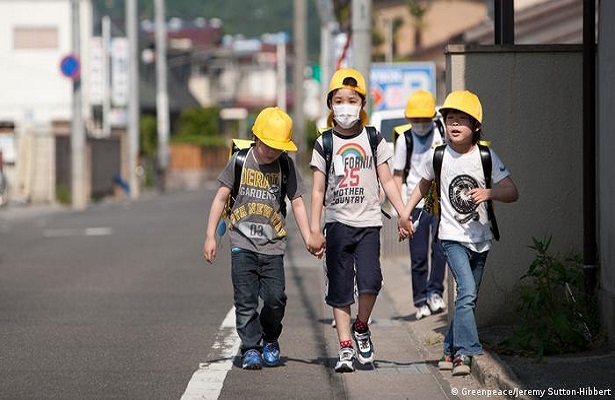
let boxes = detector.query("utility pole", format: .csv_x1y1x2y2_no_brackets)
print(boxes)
71,0,86,210
276,33,287,110
352,0,372,90
293,0,307,162
126,0,140,198
102,15,111,138
316,0,338,121
155,0,169,191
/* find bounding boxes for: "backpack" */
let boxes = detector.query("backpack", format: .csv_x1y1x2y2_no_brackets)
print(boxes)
224,138,290,219
394,119,445,183
432,143,500,241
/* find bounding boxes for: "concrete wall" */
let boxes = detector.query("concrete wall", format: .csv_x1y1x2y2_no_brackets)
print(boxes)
598,1,615,347
445,45,585,325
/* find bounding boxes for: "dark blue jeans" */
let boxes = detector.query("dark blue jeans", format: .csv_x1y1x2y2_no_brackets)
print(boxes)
231,248,286,355
408,208,446,307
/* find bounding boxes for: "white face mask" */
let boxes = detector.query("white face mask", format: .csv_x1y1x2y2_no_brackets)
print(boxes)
412,122,433,136
332,104,361,129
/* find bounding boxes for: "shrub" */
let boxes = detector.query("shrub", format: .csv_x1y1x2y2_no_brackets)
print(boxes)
497,236,600,358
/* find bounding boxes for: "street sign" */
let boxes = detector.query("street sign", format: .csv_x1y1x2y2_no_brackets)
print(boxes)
59,54,80,80
369,62,436,112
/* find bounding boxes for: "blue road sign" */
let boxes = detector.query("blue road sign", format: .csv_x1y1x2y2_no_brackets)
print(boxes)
60,54,80,80
370,62,436,112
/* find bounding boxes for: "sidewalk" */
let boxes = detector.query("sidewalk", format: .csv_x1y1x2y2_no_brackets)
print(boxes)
379,255,615,400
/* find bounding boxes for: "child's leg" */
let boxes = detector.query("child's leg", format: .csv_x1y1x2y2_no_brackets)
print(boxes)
231,249,262,354
354,227,382,322
259,254,287,343
440,241,487,356
333,306,352,342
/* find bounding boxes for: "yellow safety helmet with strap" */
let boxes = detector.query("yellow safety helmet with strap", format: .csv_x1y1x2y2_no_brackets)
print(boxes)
327,68,367,97
252,107,297,151
405,89,436,119
326,68,369,127
439,90,483,123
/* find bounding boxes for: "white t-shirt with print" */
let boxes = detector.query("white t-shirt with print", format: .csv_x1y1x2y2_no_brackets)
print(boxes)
416,144,510,251
310,127,393,228
392,125,444,206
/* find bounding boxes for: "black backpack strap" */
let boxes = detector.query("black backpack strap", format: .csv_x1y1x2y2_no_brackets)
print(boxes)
434,119,445,139
229,147,250,213
321,129,333,206
433,144,446,195
478,144,499,241
403,128,413,182
278,153,289,217
366,126,378,169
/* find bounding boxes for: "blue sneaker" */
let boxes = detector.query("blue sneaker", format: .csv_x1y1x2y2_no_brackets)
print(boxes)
242,349,262,370
262,340,281,367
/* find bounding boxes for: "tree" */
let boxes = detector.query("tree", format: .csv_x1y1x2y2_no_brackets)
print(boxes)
406,0,431,50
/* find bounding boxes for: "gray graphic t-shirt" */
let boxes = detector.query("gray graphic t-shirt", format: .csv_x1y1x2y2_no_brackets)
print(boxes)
218,148,303,255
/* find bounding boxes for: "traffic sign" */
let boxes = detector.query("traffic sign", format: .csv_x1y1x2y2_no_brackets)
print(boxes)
60,54,80,80
369,62,436,112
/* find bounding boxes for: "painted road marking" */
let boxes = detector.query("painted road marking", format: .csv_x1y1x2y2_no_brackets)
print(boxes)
43,227,114,237
180,307,240,400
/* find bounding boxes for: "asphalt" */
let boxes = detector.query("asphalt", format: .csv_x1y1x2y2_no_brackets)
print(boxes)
2,197,614,400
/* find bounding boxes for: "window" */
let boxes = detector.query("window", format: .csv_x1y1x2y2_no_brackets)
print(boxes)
14,26,58,49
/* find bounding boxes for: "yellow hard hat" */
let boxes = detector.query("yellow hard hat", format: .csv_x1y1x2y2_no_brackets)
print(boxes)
327,68,367,98
252,107,297,151
405,89,436,119
439,90,483,123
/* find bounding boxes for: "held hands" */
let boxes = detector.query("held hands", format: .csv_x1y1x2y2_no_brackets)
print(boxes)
307,231,326,259
397,212,416,242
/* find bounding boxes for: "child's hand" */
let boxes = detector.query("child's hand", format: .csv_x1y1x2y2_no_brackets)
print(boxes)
203,236,217,264
308,231,326,259
469,188,490,205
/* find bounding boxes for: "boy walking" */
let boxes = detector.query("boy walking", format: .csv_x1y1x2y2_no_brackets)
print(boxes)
400,90,519,376
308,68,407,373
392,89,447,320
203,107,313,370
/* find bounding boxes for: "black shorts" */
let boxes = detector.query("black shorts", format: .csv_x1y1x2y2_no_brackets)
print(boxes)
324,222,382,307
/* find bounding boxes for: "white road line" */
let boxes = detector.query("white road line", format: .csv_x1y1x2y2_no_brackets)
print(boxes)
43,227,114,238
180,307,240,400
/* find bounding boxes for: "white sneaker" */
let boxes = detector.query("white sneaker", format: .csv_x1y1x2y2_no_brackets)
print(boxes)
427,293,446,313
415,304,432,320
334,347,356,373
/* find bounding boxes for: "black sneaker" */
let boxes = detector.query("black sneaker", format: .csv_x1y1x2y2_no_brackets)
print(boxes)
352,327,374,364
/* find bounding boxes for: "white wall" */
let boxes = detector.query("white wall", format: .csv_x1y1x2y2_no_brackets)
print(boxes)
0,0,92,126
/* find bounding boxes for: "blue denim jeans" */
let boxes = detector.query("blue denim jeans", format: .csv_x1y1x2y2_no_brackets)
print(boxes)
408,209,446,307
231,248,286,355
440,240,489,357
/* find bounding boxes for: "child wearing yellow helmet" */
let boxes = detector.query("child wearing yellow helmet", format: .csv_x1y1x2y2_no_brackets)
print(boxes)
392,89,447,321
202,107,314,370
399,90,519,376
307,68,407,373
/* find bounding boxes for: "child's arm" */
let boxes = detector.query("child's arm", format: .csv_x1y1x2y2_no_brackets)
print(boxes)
308,169,326,256
469,176,519,205
400,178,433,231
202,185,231,264
290,196,312,249
378,163,405,216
